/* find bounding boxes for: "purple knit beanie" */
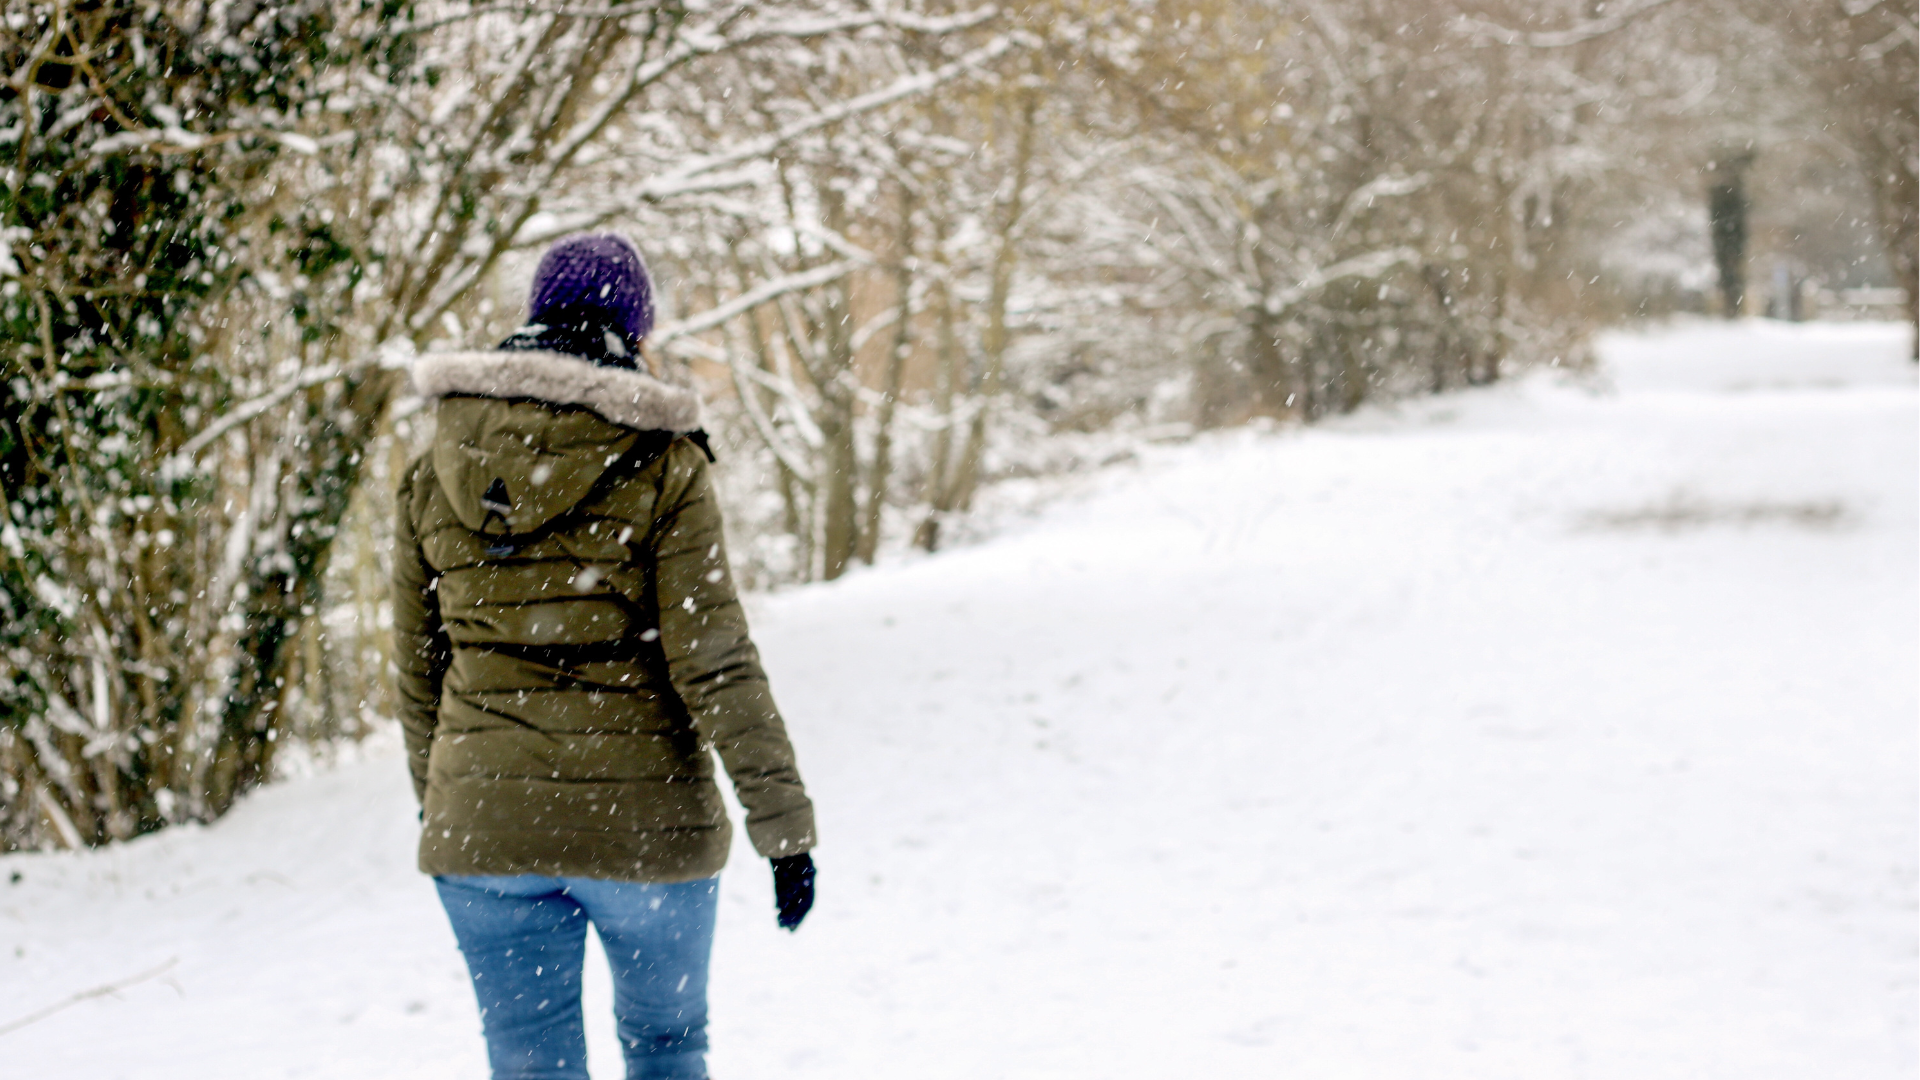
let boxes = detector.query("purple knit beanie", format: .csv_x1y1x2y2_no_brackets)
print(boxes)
527,233,655,347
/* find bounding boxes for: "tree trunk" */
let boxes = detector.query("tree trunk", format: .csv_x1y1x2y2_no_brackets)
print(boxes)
946,87,1040,519
814,175,862,581
915,89,1039,550
859,186,917,566
817,377,860,581
1708,152,1754,319
1246,304,1307,418
914,235,963,553
1861,146,1918,359
742,301,815,580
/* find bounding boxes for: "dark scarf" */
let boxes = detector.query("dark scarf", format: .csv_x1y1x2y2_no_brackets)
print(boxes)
499,313,638,369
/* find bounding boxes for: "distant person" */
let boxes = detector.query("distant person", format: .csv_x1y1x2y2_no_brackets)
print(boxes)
392,233,817,1080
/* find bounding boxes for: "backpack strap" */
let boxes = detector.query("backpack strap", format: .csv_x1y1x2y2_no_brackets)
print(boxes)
687,429,716,463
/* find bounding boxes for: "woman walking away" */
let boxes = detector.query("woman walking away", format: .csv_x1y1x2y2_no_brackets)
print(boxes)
393,233,817,1080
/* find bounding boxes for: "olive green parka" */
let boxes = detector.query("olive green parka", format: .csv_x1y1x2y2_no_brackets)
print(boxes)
393,348,815,882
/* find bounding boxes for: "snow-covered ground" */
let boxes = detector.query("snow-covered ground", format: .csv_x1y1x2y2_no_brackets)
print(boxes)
3,319,1914,1079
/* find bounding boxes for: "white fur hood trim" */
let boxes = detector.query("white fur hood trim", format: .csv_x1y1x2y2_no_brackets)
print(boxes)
412,349,703,433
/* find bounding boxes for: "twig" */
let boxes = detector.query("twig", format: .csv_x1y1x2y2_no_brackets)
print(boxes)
159,363,353,476
0,958,180,1037
1454,0,1681,49
635,33,1026,202
652,260,862,346
1261,246,1424,317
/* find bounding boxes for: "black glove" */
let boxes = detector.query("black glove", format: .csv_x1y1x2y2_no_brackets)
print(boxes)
771,852,815,932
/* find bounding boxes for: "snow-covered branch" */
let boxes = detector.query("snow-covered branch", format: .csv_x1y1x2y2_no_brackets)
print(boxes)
159,363,355,477
1331,172,1431,238
682,195,877,264
1262,247,1423,317
635,33,1025,202
1454,0,1682,49
653,261,863,347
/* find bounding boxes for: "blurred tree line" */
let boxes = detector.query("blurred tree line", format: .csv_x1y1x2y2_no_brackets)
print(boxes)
1,0,1911,849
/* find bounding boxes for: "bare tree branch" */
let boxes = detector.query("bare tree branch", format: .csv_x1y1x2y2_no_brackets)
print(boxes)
1263,246,1423,317
0,958,179,1036
1454,0,1683,49
653,260,863,347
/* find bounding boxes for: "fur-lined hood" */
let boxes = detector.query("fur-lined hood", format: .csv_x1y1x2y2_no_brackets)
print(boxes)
412,348,703,433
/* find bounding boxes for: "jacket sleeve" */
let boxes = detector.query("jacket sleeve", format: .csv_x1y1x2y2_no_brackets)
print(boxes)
392,458,450,806
651,443,817,858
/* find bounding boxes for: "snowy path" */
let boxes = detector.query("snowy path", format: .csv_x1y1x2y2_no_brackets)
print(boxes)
2,321,1914,1080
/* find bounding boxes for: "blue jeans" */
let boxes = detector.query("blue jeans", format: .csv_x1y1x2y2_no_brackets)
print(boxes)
435,874,719,1080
